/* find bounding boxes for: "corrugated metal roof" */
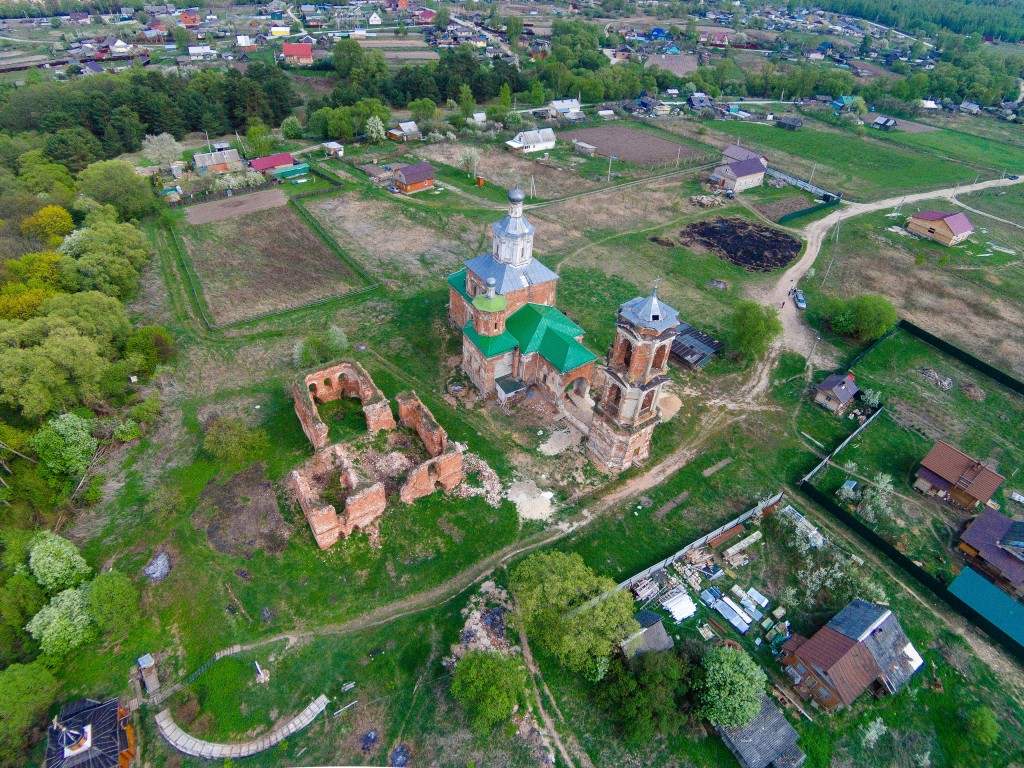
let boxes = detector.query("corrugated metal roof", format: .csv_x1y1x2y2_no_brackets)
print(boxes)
815,373,859,404
505,304,595,374
464,254,559,295
960,508,1024,586
949,567,1024,645
447,269,471,302
717,693,804,768
395,161,434,185
919,441,1004,504
911,210,974,235
828,598,890,642
462,323,518,358
619,287,679,333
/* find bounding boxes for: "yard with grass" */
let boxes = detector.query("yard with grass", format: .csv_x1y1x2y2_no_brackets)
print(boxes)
701,120,992,200
808,328,1024,582
176,201,369,325
799,203,1024,374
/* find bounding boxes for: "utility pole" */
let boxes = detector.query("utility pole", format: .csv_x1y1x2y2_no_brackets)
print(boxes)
808,162,817,185
607,154,617,183
675,145,681,168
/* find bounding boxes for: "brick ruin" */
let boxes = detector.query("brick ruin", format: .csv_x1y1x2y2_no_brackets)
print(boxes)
293,361,397,450
287,361,464,549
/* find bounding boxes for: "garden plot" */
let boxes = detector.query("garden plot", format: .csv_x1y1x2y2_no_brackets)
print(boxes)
178,204,366,325
559,125,706,165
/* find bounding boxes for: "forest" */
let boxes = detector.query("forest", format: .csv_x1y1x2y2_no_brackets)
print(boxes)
813,0,1024,42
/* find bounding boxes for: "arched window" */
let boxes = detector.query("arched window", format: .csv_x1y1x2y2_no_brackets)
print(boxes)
652,345,668,370
606,385,623,414
641,390,656,414
622,340,633,369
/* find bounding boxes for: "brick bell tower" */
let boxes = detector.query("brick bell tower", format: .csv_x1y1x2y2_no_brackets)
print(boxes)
586,283,681,473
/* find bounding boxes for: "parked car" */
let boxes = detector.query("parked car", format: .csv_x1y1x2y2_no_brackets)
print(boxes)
795,290,807,309
387,184,400,194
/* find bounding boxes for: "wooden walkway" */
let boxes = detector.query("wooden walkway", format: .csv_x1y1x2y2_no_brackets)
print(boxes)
154,694,328,759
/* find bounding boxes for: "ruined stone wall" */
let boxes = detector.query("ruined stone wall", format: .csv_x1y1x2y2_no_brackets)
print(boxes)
396,392,448,457
400,450,464,504
294,361,397,449
585,416,657,474
287,442,388,549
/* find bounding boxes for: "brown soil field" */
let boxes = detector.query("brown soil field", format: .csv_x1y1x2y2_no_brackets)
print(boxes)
179,204,364,324
680,217,801,272
418,143,605,197
305,193,482,284
357,37,433,48
185,188,288,225
193,464,291,557
884,117,938,134
648,53,699,77
560,125,705,165
755,196,812,221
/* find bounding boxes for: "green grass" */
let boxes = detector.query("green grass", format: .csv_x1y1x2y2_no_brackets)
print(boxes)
706,121,987,200
884,129,1024,174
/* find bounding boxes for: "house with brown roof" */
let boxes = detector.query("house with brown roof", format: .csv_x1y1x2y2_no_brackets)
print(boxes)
781,599,923,710
393,161,434,194
722,144,768,168
907,211,974,246
958,508,1024,597
709,158,765,193
913,441,1004,509
813,373,859,414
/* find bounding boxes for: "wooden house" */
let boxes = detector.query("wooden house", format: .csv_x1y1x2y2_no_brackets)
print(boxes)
813,373,859,414
906,210,974,246
914,441,1004,508
394,161,434,194
386,120,422,142
781,599,923,710
958,508,1024,597
717,694,806,768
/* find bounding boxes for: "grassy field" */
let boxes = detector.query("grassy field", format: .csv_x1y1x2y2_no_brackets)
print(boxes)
809,328,1024,582
799,202,1024,374
177,203,368,324
703,120,990,200
884,129,1024,174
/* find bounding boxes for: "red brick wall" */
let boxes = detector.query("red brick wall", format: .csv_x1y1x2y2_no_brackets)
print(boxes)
296,361,397,449
586,416,658,473
396,392,448,457
400,450,464,504
449,286,472,328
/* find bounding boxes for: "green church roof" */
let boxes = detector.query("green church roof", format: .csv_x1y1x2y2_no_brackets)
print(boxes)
506,304,596,374
473,293,509,312
447,269,471,303
463,323,518,358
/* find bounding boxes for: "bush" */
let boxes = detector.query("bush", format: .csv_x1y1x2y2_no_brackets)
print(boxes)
129,395,163,425
25,587,96,656
451,650,527,734
202,418,270,465
88,570,139,636
823,294,897,340
281,115,304,140
29,414,97,477
0,663,58,766
695,646,765,728
28,532,91,593
125,325,174,376
293,326,349,368
113,419,142,442
727,301,782,360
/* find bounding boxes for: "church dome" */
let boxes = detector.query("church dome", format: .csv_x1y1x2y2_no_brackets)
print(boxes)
508,187,526,203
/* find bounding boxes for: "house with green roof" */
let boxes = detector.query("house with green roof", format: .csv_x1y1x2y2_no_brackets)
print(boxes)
447,188,597,406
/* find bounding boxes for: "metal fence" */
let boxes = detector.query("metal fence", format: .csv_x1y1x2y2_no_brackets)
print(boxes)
777,198,842,224
765,167,842,201
616,491,785,591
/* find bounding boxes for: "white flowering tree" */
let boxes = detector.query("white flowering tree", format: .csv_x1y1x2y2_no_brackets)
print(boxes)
25,587,96,656
28,532,91,593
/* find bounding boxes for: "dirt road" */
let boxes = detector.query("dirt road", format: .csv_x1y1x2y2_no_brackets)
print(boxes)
757,176,1024,364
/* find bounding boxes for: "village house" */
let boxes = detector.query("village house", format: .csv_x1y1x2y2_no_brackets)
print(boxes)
813,373,859,414
722,144,768,168
871,116,898,130
393,161,434,194
958,508,1024,597
688,92,715,110
192,148,242,173
447,188,596,407
321,141,344,158
45,698,136,768
187,44,215,61
781,599,923,710
906,210,974,246
549,98,584,120
249,152,295,172
386,120,422,142
282,42,313,64
776,115,804,130
505,128,557,153
914,440,1005,509
716,694,806,768
709,157,765,193
179,10,200,26
368,11,382,25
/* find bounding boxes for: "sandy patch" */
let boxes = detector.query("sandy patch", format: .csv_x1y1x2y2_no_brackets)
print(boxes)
538,427,582,456
659,393,682,422
507,479,555,521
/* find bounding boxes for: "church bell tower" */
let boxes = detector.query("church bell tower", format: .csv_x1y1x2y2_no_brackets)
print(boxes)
586,284,681,473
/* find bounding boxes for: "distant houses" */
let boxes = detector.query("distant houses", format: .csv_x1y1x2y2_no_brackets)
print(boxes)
192,148,241,173
914,440,1004,509
393,161,435,194
386,121,422,142
505,128,557,153
781,599,923,710
906,210,974,245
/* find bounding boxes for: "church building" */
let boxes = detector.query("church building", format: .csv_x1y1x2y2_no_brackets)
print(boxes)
447,188,596,405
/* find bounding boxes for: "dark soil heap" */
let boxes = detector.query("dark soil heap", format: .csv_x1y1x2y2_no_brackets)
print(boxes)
680,217,801,272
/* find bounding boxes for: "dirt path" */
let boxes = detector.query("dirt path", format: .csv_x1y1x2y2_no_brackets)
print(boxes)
753,176,1024,365
516,617,594,768
950,196,1024,231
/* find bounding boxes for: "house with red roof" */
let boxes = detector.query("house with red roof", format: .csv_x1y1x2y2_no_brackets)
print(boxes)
913,440,1004,509
179,11,200,26
282,42,313,65
907,210,974,246
249,153,294,172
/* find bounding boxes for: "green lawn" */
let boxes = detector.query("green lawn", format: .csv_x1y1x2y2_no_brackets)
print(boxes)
706,121,987,200
885,128,1024,173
